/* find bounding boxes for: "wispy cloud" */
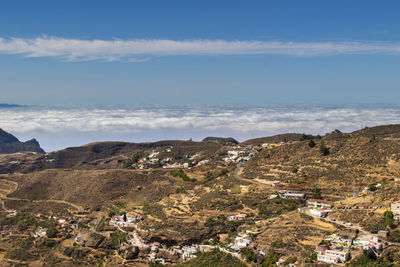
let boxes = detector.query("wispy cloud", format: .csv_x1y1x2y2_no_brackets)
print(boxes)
0,37,400,62
1,105,400,151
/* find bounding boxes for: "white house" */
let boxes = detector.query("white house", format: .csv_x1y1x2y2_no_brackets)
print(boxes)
317,253,339,264
282,192,305,199
307,199,334,209
310,209,328,217
318,250,350,264
391,201,400,220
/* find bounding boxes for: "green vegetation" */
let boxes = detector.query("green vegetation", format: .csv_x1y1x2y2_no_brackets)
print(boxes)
175,187,186,193
300,133,315,141
6,249,38,261
123,150,145,168
388,230,400,242
46,225,59,238
350,250,395,267
300,212,313,221
204,216,241,234
257,198,304,219
170,169,196,182
366,211,395,233
230,184,242,194
369,184,378,191
308,139,316,147
271,238,287,248
319,141,330,156
311,187,322,199
176,249,246,267
205,168,229,181
240,247,258,263
261,250,280,266
283,257,298,265
110,231,128,249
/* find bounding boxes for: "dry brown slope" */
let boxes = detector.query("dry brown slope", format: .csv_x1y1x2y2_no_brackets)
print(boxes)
8,169,176,210
242,131,400,195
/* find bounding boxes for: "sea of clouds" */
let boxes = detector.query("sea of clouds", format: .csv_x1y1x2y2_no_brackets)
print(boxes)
1,104,400,152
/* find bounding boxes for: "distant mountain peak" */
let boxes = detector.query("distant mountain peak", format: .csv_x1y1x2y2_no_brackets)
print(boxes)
0,128,45,154
0,103,23,108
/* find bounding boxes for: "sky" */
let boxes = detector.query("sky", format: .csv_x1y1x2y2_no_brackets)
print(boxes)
0,0,400,105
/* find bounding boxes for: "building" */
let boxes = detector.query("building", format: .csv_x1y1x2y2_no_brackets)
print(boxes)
391,201,400,220
272,182,283,188
322,250,350,263
353,235,382,251
310,209,328,217
378,230,388,239
307,199,334,209
282,192,306,199
227,214,246,221
317,253,340,264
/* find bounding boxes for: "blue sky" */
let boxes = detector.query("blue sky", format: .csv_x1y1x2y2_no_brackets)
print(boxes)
1,0,400,105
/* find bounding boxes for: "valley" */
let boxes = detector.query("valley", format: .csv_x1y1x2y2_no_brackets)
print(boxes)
1,126,400,266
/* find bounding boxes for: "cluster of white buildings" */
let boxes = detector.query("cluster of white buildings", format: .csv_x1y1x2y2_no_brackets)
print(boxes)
316,234,351,264
223,146,255,163
227,213,246,221
110,213,142,228
229,232,252,250
316,233,384,264
181,244,200,260
353,235,383,252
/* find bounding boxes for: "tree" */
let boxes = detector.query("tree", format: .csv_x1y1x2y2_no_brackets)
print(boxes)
46,226,59,238
311,188,322,199
308,139,316,148
384,211,395,228
319,141,330,156
261,251,280,266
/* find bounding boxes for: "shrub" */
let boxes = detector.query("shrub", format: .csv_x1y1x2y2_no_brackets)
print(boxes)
171,169,196,182
6,249,37,261
319,141,330,156
240,247,258,263
311,188,322,199
261,250,280,266
46,226,59,238
176,248,246,267
308,139,316,147
388,230,400,242
271,238,286,248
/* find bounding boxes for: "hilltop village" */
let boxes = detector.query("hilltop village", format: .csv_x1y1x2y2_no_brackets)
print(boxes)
1,126,400,266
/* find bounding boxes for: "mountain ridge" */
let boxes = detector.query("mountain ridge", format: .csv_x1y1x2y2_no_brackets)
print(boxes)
0,128,45,154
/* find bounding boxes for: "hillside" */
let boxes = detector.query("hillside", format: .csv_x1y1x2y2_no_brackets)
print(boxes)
0,139,225,173
0,128,45,154
1,125,400,266
242,126,400,196
7,169,176,210
241,133,304,146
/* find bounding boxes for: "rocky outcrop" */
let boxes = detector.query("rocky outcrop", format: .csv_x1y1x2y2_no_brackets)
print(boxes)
0,128,45,154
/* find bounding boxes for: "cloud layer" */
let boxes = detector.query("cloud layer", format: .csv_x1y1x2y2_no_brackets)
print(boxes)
1,105,400,151
0,37,400,61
